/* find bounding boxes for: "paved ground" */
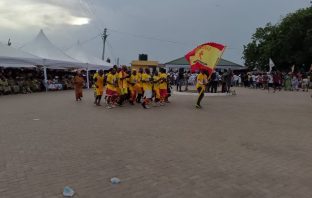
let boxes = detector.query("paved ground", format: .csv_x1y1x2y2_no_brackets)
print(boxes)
0,88,311,198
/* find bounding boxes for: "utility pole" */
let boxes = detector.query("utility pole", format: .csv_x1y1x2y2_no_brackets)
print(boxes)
101,28,108,61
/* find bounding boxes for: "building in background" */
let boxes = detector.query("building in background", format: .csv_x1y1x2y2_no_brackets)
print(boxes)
165,57,246,72
131,54,159,71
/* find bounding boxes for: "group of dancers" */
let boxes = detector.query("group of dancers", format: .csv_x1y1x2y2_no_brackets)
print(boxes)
93,66,170,109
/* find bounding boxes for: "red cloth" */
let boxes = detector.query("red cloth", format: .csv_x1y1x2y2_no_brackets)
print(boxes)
185,42,225,73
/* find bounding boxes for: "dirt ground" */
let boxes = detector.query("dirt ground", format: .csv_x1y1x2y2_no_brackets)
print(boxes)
0,88,311,198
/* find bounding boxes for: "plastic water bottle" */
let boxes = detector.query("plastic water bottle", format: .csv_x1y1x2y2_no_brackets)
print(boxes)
110,177,121,184
63,186,75,197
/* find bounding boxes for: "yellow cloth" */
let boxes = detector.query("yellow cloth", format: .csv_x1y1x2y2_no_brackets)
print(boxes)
95,75,104,95
155,89,160,99
92,72,99,92
93,72,99,79
118,71,128,89
153,75,160,90
196,73,208,89
115,73,120,94
129,74,138,91
106,73,117,91
159,73,167,89
137,73,143,87
142,73,152,91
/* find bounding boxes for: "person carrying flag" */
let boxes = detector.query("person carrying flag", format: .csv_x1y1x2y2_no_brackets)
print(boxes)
196,69,208,109
184,42,226,107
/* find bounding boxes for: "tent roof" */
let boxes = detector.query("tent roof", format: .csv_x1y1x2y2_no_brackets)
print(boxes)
165,57,245,69
0,42,42,67
0,42,39,59
66,42,113,70
21,30,79,64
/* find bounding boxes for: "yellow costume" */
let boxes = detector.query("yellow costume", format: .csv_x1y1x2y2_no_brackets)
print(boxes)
95,75,105,96
153,75,160,100
118,71,128,95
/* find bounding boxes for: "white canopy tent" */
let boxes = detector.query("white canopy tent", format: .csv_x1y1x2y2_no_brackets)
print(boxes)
20,30,85,90
66,41,113,70
0,42,42,68
66,42,113,88
20,30,83,67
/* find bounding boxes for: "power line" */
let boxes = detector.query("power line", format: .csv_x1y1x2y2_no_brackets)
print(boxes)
79,0,104,31
80,1,242,51
106,40,116,61
108,28,194,47
83,0,106,29
63,33,101,50
81,0,190,47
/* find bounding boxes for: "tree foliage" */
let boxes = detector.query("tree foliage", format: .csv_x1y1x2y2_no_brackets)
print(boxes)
243,7,312,72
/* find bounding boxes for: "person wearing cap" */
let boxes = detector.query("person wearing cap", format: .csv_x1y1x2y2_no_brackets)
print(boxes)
196,69,208,108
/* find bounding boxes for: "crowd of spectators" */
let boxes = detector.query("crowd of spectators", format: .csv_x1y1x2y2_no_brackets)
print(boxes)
0,68,79,95
167,69,235,93
1,67,311,96
167,68,312,93
239,71,312,91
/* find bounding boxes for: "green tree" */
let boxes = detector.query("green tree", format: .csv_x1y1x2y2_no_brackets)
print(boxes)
243,7,312,72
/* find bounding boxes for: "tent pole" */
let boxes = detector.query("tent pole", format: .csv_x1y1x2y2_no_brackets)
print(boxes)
86,67,90,89
43,65,48,92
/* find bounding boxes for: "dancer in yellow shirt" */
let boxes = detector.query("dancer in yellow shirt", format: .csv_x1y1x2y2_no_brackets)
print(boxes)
92,71,99,104
153,71,161,105
117,66,129,106
94,70,105,106
141,68,153,109
159,68,168,105
129,69,138,105
106,69,118,108
196,70,208,108
136,68,144,103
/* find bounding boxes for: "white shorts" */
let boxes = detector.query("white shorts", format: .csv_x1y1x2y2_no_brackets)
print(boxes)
144,90,153,99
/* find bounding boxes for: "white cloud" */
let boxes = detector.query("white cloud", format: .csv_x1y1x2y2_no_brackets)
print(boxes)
0,0,90,29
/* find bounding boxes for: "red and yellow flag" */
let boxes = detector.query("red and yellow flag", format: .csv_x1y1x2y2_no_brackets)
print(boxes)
185,42,226,74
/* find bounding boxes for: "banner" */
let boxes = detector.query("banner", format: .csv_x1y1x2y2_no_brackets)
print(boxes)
269,58,275,72
291,65,295,73
185,42,225,74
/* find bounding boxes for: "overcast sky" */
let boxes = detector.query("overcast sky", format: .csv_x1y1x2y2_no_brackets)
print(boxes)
0,0,310,65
